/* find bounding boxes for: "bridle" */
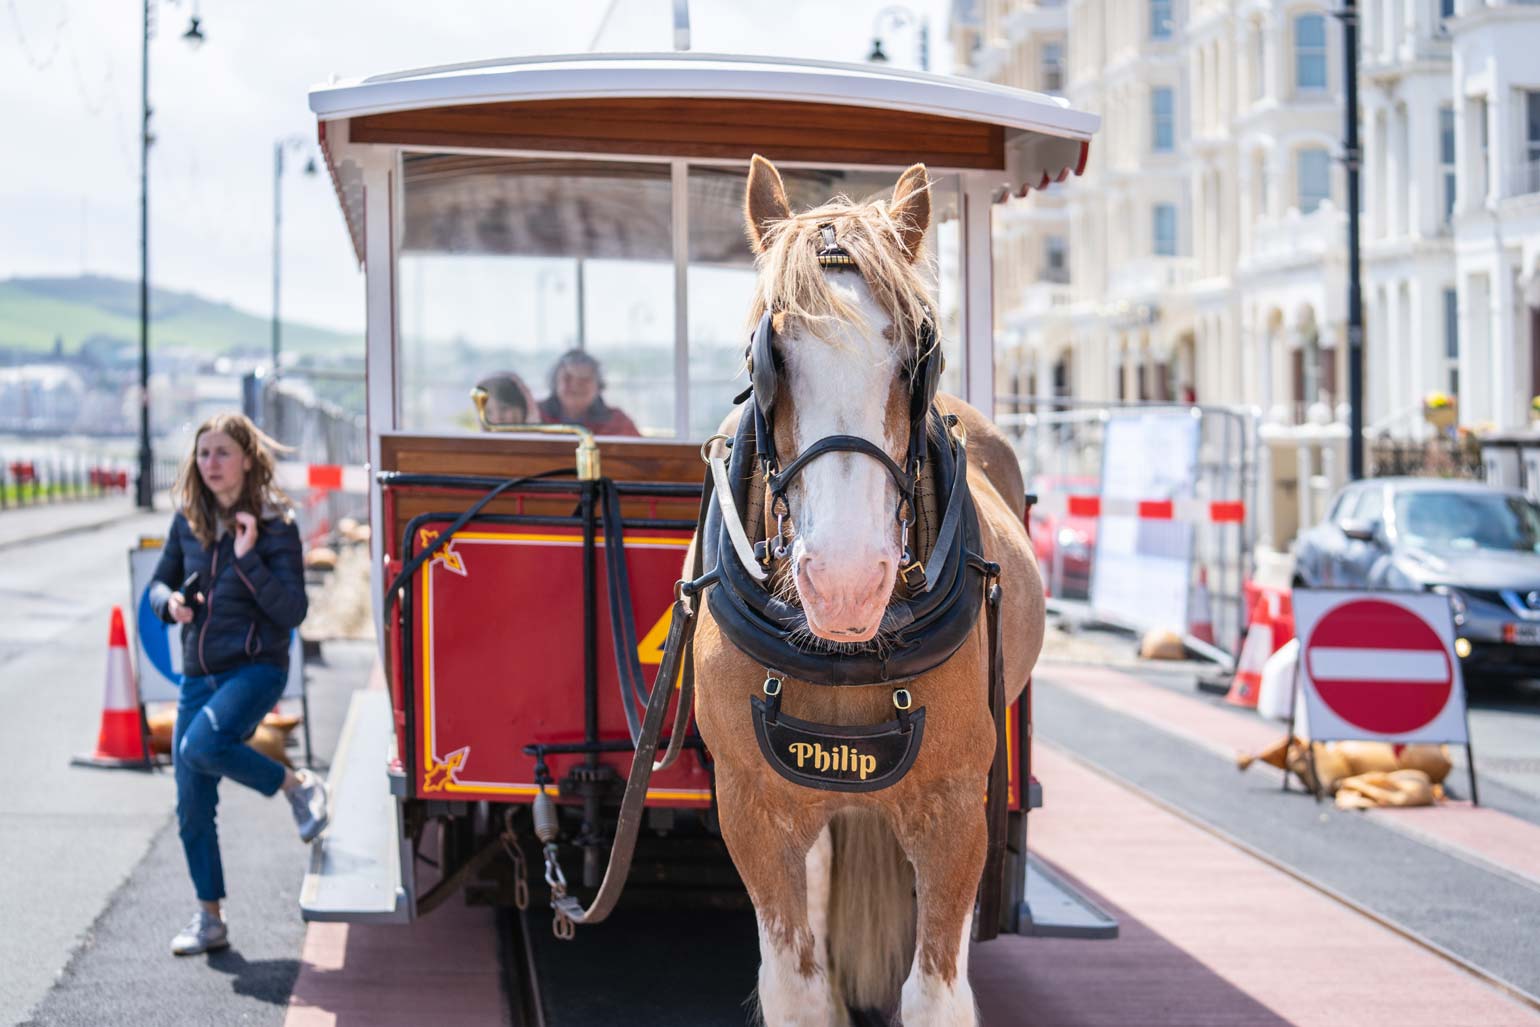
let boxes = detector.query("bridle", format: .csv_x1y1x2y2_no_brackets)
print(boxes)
742,223,944,579
702,224,986,686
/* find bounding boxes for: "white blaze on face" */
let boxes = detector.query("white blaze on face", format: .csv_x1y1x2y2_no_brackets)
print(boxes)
782,274,904,642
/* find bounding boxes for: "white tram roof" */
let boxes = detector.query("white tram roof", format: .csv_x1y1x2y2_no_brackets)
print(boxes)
311,52,1099,263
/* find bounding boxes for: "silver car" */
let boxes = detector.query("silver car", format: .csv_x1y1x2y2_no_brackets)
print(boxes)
1293,478,1540,679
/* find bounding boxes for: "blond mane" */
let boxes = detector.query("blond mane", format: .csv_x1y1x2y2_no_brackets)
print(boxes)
749,192,937,360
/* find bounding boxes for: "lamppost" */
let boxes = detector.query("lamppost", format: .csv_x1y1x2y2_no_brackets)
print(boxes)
1335,0,1365,479
272,136,318,380
866,5,930,72
137,1,206,510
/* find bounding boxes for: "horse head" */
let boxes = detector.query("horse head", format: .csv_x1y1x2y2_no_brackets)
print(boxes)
742,155,935,644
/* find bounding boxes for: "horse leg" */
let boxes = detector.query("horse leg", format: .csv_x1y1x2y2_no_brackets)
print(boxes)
895,793,986,1026
715,783,836,1026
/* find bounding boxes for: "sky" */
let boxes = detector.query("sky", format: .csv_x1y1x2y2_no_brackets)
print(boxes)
0,0,953,334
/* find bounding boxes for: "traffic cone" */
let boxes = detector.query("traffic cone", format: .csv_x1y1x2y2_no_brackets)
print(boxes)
1225,600,1273,708
71,607,150,769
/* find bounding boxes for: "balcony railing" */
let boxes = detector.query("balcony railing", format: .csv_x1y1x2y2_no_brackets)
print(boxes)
1107,256,1196,297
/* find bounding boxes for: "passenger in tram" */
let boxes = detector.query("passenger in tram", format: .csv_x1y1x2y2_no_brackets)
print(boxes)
474,371,537,427
537,349,641,436
147,413,329,957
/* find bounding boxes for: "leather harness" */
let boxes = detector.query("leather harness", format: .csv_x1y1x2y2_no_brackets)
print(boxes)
533,230,1013,943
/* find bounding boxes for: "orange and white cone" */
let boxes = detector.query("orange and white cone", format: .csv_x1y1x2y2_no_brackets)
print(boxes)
71,606,150,768
1225,602,1273,709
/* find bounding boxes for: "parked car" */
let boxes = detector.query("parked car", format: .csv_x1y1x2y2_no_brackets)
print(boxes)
1293,477,1540,678
1029,475,1097,600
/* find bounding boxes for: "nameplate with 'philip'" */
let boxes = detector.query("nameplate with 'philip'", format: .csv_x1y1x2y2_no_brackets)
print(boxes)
749,696,925,793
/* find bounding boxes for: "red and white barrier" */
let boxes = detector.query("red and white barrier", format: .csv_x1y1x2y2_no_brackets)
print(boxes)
274,463,369,494
1032,493,1246,524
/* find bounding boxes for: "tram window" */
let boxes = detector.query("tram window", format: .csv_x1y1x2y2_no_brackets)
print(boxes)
685,165,963,438
397,155,676,437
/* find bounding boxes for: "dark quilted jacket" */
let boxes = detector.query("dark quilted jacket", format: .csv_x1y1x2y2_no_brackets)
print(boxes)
148,510,308,677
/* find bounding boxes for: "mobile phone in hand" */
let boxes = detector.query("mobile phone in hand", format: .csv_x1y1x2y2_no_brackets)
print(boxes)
180,572,203,607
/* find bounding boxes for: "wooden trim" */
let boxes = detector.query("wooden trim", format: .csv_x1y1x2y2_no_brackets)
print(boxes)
380,433,704,483
380,434,706,548
350,97,1006,170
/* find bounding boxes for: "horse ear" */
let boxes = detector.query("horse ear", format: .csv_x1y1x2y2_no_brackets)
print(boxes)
890,163,931,262
744,154,792,254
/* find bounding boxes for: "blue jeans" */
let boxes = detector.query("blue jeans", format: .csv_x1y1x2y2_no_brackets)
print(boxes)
174,663,288,902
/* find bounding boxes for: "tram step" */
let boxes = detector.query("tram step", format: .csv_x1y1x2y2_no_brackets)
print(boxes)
300,689,411,924
1016,853,1118,940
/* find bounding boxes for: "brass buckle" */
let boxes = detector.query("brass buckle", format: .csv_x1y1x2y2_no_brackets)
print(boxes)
898,558,926,589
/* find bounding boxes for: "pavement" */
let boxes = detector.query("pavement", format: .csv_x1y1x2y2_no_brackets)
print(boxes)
7,496,1540,1025
0,495,144,552
0,498,362,1027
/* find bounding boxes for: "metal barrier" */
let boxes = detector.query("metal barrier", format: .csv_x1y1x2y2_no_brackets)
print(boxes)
247,375,368,547
996,397,1261,661
0,445,137,510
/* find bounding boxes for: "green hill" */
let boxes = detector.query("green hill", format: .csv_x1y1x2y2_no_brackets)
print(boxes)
0,275,362,358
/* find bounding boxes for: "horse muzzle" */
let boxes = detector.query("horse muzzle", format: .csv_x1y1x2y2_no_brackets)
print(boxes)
793,545,895,642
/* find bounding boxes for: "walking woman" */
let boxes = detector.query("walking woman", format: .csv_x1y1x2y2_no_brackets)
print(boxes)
148,413,328,956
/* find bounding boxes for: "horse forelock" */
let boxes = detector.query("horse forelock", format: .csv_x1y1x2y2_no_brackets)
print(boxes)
749,194,936,364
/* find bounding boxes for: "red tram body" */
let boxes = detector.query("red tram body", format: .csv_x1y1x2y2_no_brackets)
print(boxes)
301,52,1100,954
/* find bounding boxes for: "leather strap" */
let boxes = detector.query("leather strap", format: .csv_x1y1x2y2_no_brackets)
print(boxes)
553,593,698,927
767,434,913,506
974,577,1008,942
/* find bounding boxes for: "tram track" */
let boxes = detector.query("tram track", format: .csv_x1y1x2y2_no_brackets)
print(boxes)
1044,738,1540,1017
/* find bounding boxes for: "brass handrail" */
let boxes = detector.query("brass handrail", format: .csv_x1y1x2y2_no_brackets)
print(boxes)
469,387,601,481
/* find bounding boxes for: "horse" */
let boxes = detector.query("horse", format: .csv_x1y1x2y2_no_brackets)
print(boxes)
690,155,1044,1026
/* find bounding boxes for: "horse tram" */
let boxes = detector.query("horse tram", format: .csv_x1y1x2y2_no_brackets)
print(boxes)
302,49,1111,1024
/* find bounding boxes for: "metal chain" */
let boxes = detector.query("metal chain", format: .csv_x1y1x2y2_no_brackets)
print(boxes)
543,842,575,939
498,815,530,911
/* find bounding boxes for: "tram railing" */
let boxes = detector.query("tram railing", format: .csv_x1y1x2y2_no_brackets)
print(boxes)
995,396,1261,662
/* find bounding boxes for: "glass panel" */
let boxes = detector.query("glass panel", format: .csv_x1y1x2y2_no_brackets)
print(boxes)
1152,87,1175,152
1444,288,1459,360
1153,203,1177,256
1297,148,1331,213
1150,0,1172,39
398,155,674,437
686,166,962,439
1351,486,1383,522
1042,42,1063,93
1295,14,1327,90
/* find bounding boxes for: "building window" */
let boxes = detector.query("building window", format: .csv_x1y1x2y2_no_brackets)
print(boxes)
1295,14,1327,92
1150,0,1173,40
1041,41,1064,93
1153,203,1178,256
1439,106,1456,222
1152,87,1175,152
1526,92,1540,194
1044,234,1068,282
1443,287,1459,395
1297,147,1331,213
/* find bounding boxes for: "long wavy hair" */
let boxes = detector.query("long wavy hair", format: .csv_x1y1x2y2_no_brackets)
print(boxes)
174,412,293,548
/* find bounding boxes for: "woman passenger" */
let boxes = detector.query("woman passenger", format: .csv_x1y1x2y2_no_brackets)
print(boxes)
148,413,328,956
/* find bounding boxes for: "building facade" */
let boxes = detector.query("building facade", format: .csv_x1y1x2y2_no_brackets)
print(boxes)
959,0,1540,433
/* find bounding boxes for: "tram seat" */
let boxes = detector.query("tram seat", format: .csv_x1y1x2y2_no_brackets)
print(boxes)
300,689,412,923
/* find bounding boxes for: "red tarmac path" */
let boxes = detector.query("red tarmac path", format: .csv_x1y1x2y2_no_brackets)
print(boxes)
281,661,1540,1025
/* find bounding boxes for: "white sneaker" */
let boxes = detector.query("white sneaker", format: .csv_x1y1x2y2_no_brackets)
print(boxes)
171,910,229,956
285,769,330,843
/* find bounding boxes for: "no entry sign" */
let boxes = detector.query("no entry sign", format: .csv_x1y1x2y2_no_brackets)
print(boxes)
1292,590,1469,745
